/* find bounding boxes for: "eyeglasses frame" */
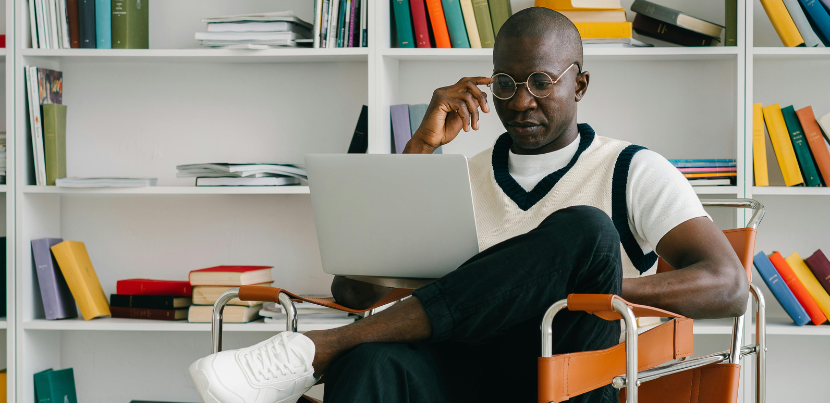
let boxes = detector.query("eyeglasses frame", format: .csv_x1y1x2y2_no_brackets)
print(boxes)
488,63,581,100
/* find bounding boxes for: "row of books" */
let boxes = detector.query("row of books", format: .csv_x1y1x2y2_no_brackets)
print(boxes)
668,159,736,186
196,11,314,49
391,103,443,154
176,163,307,187
28,0,149,49
311,0,368,48
759,0,830,47
753,104,830,187
754,250,830,326
390,0,512,48
25,67,66,186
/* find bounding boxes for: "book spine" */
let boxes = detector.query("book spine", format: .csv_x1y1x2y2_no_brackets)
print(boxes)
752,103,770,186
42,104,67,186
488,0,512,37
820,112,830,143
576,21,633,40
110,294,187,309
29,67,48,186
797,0,830,46
327,0,339,48
67,0,80,47
29,0,39,48
410,0,432,47
759,0,806,46
459,0,482,47
783,0,822,46
59,0,71,48
349,0,358,47
129,0,149,48
781,105,821,186
347,105,369,153
116,280,193,296
32,238,78,320
786,252,830,319
361,0,368,47
320,0,330,47
441,0,470,47
804,250,830,295
338,0,348,47
753,252,810,326
94,0,111,48
390,104,413,154
78,0,95,48
633,14,711,45
48,0,60,48
769,251,827,325
392,0,415,47
762,103,804,186
313,0,323,48
36,0,49,48
471,0,495,47
797,107,830,185
425,0,452,48
725,0,738,46
110,306,186,320
51,241,111,320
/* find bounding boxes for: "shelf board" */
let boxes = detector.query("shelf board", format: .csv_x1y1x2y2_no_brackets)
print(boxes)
22,185,310,195
693,186,738,195
23,317,352,332
753,47,830,60
763,319,830,336
0,185,7,193
752,186,830,196
382,46,740,62
21,48,369,63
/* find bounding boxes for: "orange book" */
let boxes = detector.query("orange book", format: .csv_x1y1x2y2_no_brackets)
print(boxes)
769,252,827,325
796,106,830,185
683,172,737,178
425,0,452,48
573,22,632,39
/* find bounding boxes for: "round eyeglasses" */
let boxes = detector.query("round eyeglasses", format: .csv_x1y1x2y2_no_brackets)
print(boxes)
487,63,580,100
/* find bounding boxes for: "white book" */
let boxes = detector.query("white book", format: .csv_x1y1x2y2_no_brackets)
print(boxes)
195,177,301,187
176,170,290,178
35,0,49,49
55,177,159,187
199,41,297,49
343,0,352,48
28,0,39,48
177,163,306,175
360,0,367,47
328,0,339,49
188,304,262,323
47,0,59,49
202,11,312,28
58,0,70,49
206,21,311,36
313,0,323,48
688,178,732,186
195,31,300,41
26,67,47,186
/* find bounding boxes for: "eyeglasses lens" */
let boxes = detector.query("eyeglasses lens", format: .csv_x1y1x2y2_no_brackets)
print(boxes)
491,74,516,100
528,72,554,98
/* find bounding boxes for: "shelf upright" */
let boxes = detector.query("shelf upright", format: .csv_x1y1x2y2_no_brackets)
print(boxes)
4,0,14,401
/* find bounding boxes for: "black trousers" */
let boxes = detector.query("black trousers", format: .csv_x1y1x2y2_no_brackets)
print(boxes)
324,206,623,403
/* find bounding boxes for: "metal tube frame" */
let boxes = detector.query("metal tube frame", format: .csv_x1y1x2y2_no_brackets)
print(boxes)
211,288,298,354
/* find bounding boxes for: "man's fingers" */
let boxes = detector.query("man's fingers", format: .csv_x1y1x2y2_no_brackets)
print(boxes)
462,80,490,114
460,92,480,130
454,102,472,132
456,76,494,86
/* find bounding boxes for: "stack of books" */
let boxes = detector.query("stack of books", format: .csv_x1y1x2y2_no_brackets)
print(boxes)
196,12,314,48
25,67,66,186
28,0,149,49
753,105,830,187
110,279,193,321
390,0,512,48
758,0,830,47
630,0,725,46
260,300,356,328
187,266,274,323
176,163,307,187
754,250,830,326
311,0,368,48
538,0,648,47
390,104,443,154
668,159,736,186
0,132,6,184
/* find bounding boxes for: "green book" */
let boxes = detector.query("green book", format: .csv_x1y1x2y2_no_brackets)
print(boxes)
725,0,737,46
782,105,822,186
471,0,496,47
34,368,78,403
42,104,67,186
488,0,513,37
112,0,149,49
391,0,415,48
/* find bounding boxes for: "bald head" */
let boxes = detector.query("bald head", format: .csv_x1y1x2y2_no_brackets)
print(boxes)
494,7,583,71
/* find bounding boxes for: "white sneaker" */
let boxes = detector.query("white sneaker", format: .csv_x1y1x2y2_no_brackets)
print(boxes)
190,332,318,403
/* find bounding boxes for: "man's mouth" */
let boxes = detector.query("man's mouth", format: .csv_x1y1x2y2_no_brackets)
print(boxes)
508,121,542,134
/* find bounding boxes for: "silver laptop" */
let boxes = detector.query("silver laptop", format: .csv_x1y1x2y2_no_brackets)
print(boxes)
305,154,479,280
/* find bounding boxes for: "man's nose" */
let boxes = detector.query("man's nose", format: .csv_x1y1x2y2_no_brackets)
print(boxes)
508,83,537,111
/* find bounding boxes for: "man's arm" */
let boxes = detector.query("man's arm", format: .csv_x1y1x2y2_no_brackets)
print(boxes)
621,216,749,319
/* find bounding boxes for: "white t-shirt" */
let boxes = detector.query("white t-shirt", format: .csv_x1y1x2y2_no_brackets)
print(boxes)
508,134,708,254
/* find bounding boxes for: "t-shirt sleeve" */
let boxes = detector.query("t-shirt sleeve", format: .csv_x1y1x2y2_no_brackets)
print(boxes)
626,150,710,254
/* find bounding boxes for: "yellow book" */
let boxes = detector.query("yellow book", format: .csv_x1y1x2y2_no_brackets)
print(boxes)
535,0,622,10
51,241,111,320
786,252,830,319
753,103,769,187
573,22,632,39
759,0,805,47
762,103,803,187
0,370,6,403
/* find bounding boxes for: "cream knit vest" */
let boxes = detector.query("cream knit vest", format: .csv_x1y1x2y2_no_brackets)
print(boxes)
468,124,657,279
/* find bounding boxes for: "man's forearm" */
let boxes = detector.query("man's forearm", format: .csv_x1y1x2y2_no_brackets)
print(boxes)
403,135,438,154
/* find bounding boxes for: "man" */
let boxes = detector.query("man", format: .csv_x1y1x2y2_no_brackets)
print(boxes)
190,8,748,403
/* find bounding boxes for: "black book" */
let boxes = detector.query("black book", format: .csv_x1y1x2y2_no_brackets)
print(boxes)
347,105,368,153
633,14,718,47
110,294,192,310
78,0,96,48
0,237,5,317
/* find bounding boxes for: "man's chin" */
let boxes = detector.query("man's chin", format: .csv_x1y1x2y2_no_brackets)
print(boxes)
507,130,548,151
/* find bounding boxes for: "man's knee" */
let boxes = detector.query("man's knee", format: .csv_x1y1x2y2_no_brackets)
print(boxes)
539,206,620,254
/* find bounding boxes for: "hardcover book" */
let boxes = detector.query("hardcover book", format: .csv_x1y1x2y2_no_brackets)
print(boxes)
797,0,830,46
633,14,714,45
410,0,432,48
488,0,513,36
110,294,192,309
188,304,262,323
110,306,189,320
631,0,724,38
441,0,471,47
391,0,415,47
347,105,368,153
112,0,149,49
781,105,821,186
558,9,627,23
32,238,78,320
425,0,452,48
192,283,273,306
763,103,804,186
42,104,67,186
67,0,81,47
577,21,632,39
782,0,822,46
459,0,482,47
753,252,809,326
471,0,496,47
117,279,192,296
34,368,78,403
188,265,273,286
78,0,96,48
804,249,830,295
752,104,769,186
94,0,112,48
50,240,111,320
390,104,412,154
795,106,830,185
786,252,830,319
768,251,826,325
759,0,805,46
725,0,737,46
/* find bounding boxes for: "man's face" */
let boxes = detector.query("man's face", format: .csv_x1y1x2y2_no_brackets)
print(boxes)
492,36,583,152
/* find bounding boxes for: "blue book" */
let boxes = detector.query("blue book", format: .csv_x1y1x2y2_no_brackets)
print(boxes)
442,0,471,48
391,0,415,48
338,0,348,47
32,238,78,320
668,159,736,163
753,251,810,326
799,0,830,46
95,0,112,48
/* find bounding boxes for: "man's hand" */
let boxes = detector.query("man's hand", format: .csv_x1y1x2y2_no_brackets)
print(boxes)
404,77,493,154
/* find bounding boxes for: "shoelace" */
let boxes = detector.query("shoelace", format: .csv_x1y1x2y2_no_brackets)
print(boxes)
243,333,305,382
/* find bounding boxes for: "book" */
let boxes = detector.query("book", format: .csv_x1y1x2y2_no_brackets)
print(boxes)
25,67,46,186
759,0,806,46
753,252,810,326
391,0,415,47
725,0,737,46
410,0,432,48
488,0,513,36
188,304,262,323
67,0,80,47
390,104,412,154
798,0,830,46
34,368,78,403
471,0,496,47
576,21,632,39
29,0,39,48
425,0,451,48
42,104,67,186
313,0,323,47
668,159,736,167
58,0,71,48
781,105,821,187
361,0,368,46
338,0,348,47
32,238,78,320
47,0,59,47
784,0,822,46
195,32,302,42
630,0,724,38
189,265,273,286
51,240,111,320
796,106,830,185
819,112,830,142
786,252,830,319
110,294,192,309
763,103,804,187
558,9,627,23
442,0,470,47
36,0,49,48
582,37,653,47
459,0,482,48
682,172,737,178
347,105,369,153
195,177,301,186
327,0,339,48
632,14,716,45
535,0,622,10
192,283,273,306
768,251,826,325
94,0,111,48
55,177,158,187
347,0,356,47
804,250,830,295
78,0,95,48
753,103,770,186
117,279,192,297
112,0,149,49
676,167,737,173
688,178,732,186
110,306,189,320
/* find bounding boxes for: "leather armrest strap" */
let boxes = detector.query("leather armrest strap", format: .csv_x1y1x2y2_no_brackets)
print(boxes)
538,317,694,403
237,286,414,313
567,294,684,320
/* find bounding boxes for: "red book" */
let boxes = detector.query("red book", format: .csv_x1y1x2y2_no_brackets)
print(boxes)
110,306,188,321
804,249,830,296
410,0,433,48
796,106,830,185
189,265,273,286
117,279,192,297
67,0,81,48
769,252,827,325
425,0,451,48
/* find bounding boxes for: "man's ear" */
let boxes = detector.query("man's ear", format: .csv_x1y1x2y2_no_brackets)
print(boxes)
574,71,589,102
